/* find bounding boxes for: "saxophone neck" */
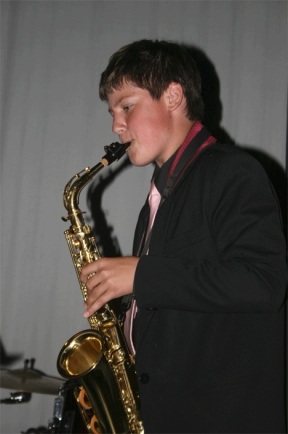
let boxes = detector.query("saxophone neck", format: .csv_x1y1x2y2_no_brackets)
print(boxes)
62,162,104,222
62,141,130,221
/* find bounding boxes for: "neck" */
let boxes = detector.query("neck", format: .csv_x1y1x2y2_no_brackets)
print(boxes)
174,118,196,149
156,118,196,168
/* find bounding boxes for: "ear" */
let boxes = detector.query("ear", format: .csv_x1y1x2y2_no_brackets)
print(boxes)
165,82,184,112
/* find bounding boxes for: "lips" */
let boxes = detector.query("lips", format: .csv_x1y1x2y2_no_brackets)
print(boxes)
121,137,132,144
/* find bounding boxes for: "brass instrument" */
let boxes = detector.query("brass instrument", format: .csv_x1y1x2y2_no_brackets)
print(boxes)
57,142,144,434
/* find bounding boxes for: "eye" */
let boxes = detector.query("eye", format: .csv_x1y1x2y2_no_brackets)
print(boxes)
123,105,132,112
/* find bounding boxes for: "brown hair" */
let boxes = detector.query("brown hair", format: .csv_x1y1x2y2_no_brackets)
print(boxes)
99,39,204,121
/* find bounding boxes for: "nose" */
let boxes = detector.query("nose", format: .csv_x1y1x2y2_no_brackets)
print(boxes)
112,114,127,136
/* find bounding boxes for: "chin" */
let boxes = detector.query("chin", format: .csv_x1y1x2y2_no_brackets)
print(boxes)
128,158,149,167
127,147,153,167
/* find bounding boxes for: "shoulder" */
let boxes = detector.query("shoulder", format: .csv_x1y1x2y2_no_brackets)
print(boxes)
201,142,261,165
197,142,269,181
181,141,279,212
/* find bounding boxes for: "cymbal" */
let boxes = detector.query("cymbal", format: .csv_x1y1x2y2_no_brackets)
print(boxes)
0,368,64,395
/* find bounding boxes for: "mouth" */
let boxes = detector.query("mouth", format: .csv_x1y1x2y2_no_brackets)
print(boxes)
122,141,131,152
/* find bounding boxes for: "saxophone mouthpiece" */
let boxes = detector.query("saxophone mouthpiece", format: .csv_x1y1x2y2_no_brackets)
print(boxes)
103,141,131,166
122,141,131,151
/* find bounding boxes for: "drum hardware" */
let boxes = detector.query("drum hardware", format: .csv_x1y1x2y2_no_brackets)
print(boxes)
0,358,64,395
19,379,88,433
1,359,86,433
47,379,88,434
0,391,31,404
21,426,50,433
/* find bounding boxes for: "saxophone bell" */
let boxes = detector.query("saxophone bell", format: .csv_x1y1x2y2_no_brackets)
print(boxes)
57,329,130,434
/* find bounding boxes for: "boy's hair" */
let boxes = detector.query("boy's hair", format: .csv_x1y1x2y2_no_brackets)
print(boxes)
99,39,204,121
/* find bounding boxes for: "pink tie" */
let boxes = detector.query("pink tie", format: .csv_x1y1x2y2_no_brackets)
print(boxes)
124,181,161,355
146,181,161,240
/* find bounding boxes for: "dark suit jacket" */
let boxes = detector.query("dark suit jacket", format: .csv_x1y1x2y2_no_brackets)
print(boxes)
132,141,287,433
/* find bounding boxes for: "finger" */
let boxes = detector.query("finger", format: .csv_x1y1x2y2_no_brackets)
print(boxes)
85,273,101,293
80,260,100,282
85,276,108,306
84,289,109,317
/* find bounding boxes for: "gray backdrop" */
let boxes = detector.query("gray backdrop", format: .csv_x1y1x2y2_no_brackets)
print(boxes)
1,1,287,432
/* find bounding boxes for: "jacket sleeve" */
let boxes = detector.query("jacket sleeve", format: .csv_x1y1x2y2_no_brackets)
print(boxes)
134,150,286,313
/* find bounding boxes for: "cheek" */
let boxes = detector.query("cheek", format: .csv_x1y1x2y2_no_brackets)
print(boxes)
126,103,170,165
135,107,169,139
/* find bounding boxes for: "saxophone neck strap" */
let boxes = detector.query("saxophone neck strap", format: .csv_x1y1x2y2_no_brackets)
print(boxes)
162,124,216,201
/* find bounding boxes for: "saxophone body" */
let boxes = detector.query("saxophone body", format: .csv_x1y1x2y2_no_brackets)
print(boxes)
57,142,144,434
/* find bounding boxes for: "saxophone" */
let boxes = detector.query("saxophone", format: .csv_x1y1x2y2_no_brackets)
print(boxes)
56,142,144,434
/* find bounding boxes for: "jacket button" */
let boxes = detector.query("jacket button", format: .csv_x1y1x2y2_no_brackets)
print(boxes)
139,373,150,384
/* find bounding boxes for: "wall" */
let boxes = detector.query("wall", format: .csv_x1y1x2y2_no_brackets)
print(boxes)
1,1,287,432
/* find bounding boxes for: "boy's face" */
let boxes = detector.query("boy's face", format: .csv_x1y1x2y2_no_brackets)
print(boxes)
107,82,179,167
